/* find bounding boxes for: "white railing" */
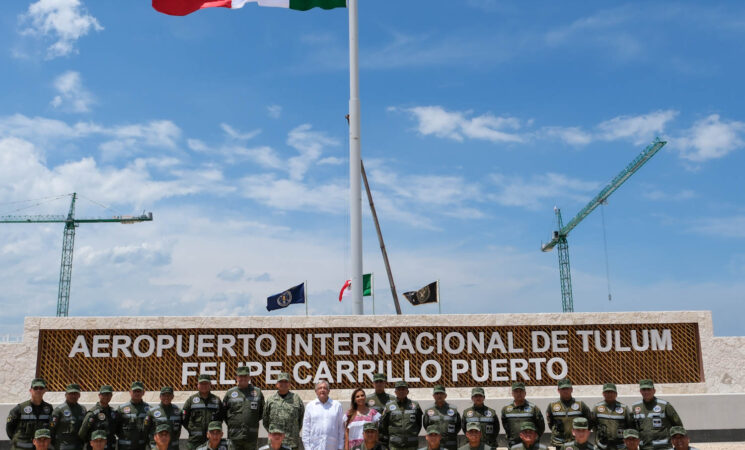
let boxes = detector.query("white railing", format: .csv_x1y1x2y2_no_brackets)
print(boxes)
0,334,23,343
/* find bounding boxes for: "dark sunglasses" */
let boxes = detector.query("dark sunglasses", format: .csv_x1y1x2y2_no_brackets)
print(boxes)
32,386,46,391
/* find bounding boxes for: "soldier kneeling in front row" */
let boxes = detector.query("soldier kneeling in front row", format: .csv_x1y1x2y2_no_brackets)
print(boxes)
510,422,547,450
258,426,292,450
197,422,233,450
560,418,594,450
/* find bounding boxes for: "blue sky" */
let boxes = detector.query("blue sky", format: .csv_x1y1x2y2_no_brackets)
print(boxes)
1,0,744,336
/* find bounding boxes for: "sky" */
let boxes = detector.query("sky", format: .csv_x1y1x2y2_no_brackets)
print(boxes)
0,0,744,337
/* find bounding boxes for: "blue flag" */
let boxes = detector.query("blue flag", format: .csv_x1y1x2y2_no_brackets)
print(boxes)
266,282,306,311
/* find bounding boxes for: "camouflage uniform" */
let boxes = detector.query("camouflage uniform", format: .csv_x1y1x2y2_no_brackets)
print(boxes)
223,382,265,450
79,393,118,450
461,388,498,448
423,401,461,450
379,385,423,450
195,438,234,450
591,401,633,449
632,398,682,450
6,399,53,450
546,394,591,448
262,392,304,450
116,399,151,450
51,397,87,450
143,397,182,450
183,393,225,450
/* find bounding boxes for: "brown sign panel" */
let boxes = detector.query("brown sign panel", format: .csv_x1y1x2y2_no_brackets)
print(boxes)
36,323,703,392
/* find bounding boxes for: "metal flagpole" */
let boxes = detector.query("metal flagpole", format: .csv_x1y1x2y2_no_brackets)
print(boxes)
305,280,308,317
348,0,363,315
372,273,376,315
437,280,441,314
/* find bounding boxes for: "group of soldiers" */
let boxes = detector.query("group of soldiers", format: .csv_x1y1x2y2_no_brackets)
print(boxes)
6,369,695,450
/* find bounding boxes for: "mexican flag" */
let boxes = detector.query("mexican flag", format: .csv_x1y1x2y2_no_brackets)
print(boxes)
153,0,346,16
339,273,372,301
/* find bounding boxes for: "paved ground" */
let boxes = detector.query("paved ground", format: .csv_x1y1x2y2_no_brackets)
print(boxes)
694,444,744,449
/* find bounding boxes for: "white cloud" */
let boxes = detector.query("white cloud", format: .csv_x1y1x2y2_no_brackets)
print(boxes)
217,266,245,282
689,216,745,238
241,175,347,213
318,156,344,166
676,114,745,162
642,188,696,201
267,105,282,119
20,0,103,58
221,123,261,140
596,110,678,144
541,126,593,145
489,172,599,210
50,71,94,113
286,124,339,180
401,106,523,143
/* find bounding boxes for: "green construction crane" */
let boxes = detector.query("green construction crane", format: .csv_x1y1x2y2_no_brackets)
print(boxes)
541,138,666,312
0,193,153,317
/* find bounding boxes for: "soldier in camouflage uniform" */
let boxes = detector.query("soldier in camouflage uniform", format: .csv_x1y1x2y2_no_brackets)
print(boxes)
51,383,87,450
184,374,226,450
590,384,633,450
501,383,545,448
224,366,265,450
559,418,594,450
461,387,498,448
116,381,151,450
6,378,53,450
419,425,445,450
423,385,461,450
32,428,53,450
546,380,591,449
258,425,293,450
367,373,391,446
509,422,547,450
379,381,422,450
457,423,492,450
353,422,386,450
262,373,304,450
90,430,109,450
669,426,699,450
622,429,640,450
79,385,117,450
143,387,182,450
196,421,233,450
632,380,682,450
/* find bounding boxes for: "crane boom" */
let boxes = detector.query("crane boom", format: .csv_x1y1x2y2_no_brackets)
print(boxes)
542,138,666,252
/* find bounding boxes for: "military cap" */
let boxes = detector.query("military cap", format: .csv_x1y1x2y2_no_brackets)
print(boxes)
99,385,113,394
520,422,537,432
572,417,589,430
363,422,379,432
207,421,223,431
511,382,526,391
268,425,285,434
623,429,640,439
466,423,481,432
34,429,51,439
432,384,446,394
65,383,81,393
471,387,485,397
277,372,291,382
602,383,617,392
426,425,441,435
131,381,145,391
373,373,386,382
31,378,47,388
160,386,174,394
669,426,687,437
394,381,408,389
557,379,572,389
91,430,107,441
639,379,654,389
197,374,211,383
236,366,251,376
156,424,172,434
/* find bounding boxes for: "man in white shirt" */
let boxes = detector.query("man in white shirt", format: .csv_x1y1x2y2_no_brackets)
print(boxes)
301,381,345,450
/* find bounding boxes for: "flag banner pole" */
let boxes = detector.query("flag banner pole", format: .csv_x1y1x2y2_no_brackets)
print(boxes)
348,0,363,315
372,272,376,315
437,279,441,314
305,280,308,317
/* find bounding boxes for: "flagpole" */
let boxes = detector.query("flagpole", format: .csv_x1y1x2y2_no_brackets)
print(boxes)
372,272,376,315
437,280,441,314
305,280,308,317
349,0,363,316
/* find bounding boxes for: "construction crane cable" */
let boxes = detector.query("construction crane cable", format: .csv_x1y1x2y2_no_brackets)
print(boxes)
600,202,612,301
0,194,69,206
0,195,71,216
77,194,123,215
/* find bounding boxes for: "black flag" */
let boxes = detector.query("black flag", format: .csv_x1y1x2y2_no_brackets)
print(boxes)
403,281,439,306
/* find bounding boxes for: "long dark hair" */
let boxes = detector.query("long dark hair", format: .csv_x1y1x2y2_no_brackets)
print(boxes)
347,388,366,421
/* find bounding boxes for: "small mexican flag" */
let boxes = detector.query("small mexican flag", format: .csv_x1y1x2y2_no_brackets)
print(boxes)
153,0,346,16
339,273,372,301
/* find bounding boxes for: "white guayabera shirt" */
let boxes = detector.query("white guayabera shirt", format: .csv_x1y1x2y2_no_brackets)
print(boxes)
301,397,346,450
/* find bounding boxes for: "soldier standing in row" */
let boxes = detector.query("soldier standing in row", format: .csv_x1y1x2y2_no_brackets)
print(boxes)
79,385,117,450
501,383,545,448
379,381,422,450
116,381,151,450
461,388,498,448
224,366,265,450
546,380,590,449
184,375,225,450
51,383,87,450
632,380,682,450
262,373,304,450
423,385,460,450
510,422,547,450
560,418,594,450
591,383,633,450
6,378,53,450
367,374,391,447
196,422,233,450
143,387,182,450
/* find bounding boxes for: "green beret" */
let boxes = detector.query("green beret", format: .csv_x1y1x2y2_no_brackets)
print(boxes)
639,379,654,389
34,429,51,439
197,374,211,383
155,424,172,434
268,425,285,434
557,379,572,389
572,417,589,430
207,421,222,431
669,426,687,437
520,422,537,432
236,366,251,376
160,386,174,395
99,385,113,394
512,382,526,391
131,381,145,391
91,430,107,440
471,387,485,397
277,372,290,382
426,425,441,435
432,385,446,394
31,378,47,388
394,381,408,389
66,383,81,393
373,373,386,382
602,383,617,392
466,423,481,432
623,429,640,439
363,422,379,432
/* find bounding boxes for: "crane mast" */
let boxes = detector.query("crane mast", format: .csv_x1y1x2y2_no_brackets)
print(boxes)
542,138,666,312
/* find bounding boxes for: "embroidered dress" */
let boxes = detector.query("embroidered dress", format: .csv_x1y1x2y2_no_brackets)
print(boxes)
345,409,380,448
